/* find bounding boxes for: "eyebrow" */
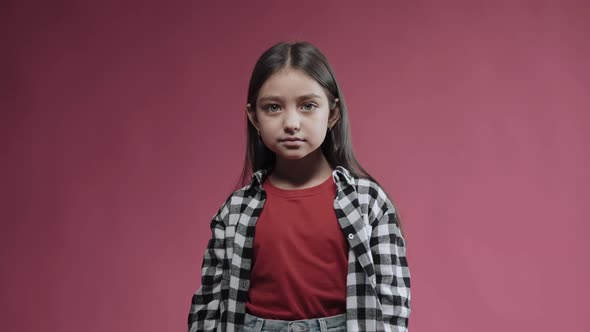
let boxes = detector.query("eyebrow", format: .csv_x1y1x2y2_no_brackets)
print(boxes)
257,93,322,104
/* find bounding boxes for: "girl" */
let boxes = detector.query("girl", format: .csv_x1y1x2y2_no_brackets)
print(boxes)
188,41,411,332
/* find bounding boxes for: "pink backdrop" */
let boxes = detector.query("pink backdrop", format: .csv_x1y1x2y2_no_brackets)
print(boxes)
3,1,589,331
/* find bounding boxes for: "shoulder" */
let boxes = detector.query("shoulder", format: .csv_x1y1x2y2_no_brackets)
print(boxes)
353,176,393,203
210,185,249,222
214,166,274,218
352,176,397,221
207,168,268,228
333,165,394,213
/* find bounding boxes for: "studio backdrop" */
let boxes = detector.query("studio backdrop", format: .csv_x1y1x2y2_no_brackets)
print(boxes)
2,1,588,331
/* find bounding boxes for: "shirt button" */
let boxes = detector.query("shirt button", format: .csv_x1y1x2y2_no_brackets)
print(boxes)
371,277,376,285
348,233,354,240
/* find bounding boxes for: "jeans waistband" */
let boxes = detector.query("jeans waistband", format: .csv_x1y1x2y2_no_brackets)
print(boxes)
244,312,347,332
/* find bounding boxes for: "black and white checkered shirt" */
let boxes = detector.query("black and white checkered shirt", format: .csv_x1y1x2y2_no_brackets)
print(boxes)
188,165,411,331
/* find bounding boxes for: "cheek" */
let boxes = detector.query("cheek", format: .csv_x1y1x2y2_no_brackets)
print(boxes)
258,121,275,133
314,116,330,132
310,124,329,141
258,124,278,143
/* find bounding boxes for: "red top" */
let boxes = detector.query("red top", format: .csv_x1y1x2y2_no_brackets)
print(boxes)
245,174,349,320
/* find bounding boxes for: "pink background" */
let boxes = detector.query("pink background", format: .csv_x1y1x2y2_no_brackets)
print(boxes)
2,1,589,331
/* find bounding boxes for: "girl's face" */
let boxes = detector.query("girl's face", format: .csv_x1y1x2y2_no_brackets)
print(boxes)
247,67,339,162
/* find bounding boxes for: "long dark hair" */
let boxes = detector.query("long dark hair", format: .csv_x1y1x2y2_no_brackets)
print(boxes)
235,41,405,236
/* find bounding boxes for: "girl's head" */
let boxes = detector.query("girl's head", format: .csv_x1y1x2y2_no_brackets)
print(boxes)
238,41,374,186
235,41,405,236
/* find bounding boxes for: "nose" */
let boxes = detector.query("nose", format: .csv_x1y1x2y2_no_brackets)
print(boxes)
283,107,301,132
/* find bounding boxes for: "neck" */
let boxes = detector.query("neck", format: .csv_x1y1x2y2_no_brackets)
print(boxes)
268,149,333,189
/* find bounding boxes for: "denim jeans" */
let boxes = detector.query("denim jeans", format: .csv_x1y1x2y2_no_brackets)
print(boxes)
243,313,347,332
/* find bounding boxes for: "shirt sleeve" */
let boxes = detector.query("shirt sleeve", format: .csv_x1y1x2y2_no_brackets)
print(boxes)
369,193,411,332
188,205,227,332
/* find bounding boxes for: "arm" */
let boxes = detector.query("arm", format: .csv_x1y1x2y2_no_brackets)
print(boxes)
370,195,411,332
188,208,227,332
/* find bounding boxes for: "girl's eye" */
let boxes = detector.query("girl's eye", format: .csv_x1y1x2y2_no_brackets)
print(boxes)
264,104,281,112
302,103,317,111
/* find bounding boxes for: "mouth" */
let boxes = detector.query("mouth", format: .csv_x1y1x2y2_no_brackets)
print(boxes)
280,139,304,147
280,138,304,142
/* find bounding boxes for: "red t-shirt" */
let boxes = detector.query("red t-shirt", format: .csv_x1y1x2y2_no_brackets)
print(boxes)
245,175,349,320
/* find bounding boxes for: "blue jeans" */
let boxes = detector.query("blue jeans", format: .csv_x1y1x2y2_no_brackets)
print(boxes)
243,313,347,332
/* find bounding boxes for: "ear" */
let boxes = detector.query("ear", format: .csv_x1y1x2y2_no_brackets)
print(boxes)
328,99,341,128
246,103,260,131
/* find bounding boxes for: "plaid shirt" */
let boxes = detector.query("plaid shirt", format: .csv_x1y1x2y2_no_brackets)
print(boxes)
188,165,411,331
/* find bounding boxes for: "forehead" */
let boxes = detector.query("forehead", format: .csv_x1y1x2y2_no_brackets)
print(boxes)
257,68,328,100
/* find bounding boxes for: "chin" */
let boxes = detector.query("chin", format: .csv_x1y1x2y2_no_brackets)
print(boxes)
272,150,311,160
278,153,307,159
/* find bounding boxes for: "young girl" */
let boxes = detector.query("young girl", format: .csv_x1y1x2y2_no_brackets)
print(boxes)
188,41,411,332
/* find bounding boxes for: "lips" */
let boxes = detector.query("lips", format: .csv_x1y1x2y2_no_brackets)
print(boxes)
280,138,304,142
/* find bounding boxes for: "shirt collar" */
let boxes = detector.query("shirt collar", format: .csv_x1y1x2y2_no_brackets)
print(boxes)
248,165,354,193
249,168,269,192
331,165,355,187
